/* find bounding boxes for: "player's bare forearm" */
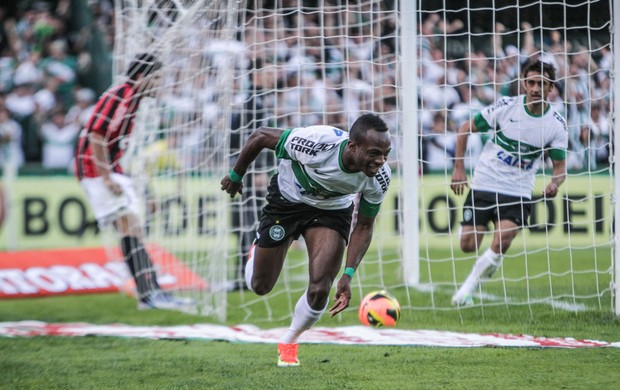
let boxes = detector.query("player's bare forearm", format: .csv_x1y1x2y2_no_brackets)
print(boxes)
451,120,475,195
552,158,566,186
544,158,566,198
344,214,375,271
329,214,375,317
221,127,282,198
232,126,283,177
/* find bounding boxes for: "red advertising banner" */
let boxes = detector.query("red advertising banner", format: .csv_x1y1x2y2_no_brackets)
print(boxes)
0,245,207,298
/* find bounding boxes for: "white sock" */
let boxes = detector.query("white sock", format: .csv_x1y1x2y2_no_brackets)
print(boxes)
453,248,502,303
280,290,326,344
244,244,256,292
476,248,502,280
462,248,502,289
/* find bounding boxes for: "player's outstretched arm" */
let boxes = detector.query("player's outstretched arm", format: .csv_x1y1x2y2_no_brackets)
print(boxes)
543,158,566,198
329,213,376,317
450,118,477,196
221,126,283,198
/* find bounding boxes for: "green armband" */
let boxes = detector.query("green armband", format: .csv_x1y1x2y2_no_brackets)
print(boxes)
228,169,243,183
343,267,355,278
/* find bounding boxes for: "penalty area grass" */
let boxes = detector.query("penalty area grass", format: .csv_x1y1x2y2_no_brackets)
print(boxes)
1,336,619,389
1,293,620,389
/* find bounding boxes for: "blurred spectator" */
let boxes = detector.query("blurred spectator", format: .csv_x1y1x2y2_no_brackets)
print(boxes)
5,82,36,118
39,39,76,106
33,76,59,115
424,111,457,172
0,106,24,168
0,47,16,93
13,52,44,86
39,107,79,170
0,1,612,175
587,103,610,168
65,87,95,127
5,82,40,162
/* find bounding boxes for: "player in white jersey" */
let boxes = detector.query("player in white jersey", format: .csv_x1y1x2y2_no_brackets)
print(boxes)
450,60,568,306
221,113,391,366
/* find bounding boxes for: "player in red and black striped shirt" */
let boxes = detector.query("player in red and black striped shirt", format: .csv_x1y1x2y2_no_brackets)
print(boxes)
76,53,189,310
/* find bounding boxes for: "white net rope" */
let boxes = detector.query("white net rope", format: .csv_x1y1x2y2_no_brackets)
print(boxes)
115,0,239,318
416,1,614,316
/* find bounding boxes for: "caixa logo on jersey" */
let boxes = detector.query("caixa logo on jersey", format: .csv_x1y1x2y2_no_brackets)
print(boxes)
496,150,535,170
289,136,336,156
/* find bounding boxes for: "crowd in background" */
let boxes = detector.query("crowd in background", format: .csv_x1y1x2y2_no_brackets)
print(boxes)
0,0,111,172
419,14,612,173
0,0,613,176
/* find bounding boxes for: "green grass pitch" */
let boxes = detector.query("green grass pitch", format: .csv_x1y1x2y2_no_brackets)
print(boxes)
1,247,619,389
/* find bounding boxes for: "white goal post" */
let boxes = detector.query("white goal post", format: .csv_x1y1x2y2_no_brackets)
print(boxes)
614,0,620,316
113,0,618,320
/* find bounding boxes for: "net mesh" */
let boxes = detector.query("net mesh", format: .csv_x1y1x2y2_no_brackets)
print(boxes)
113,0,615,321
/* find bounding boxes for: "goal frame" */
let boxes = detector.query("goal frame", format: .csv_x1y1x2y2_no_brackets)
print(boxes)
613,0,620,316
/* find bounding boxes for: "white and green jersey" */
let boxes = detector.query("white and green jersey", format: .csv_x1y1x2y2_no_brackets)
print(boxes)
471,95,568,199
274,125,391,217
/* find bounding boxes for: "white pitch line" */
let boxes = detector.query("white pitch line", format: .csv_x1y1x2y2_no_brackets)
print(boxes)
0,321,617,348
410,283,589,312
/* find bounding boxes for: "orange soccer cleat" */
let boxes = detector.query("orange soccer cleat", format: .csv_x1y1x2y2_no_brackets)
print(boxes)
277,343,300,367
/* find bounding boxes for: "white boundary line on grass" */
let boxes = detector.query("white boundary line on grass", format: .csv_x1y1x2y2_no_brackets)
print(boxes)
412,284,589,312
0,321,618,348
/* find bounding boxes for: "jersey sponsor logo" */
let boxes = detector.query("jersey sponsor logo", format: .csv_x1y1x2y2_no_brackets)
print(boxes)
269,225,285,241
496,150,535,170
375,166,390,193
289,136,337,156
553,112,568,129
487,97,512,113
332,129,344,136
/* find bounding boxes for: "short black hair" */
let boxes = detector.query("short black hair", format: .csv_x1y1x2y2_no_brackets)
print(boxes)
522,59,556,82
126,53,162,81
349,113,389,143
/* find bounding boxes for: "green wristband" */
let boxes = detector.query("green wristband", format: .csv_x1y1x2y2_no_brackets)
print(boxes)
343,267,355,278
229,169,243,183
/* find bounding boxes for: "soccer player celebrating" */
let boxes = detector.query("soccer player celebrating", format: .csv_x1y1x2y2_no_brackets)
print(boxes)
221,113,391,366
75,53,189,310
450,60,568,306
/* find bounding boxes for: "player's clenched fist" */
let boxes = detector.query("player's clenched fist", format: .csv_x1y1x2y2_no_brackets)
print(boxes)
220,175,243,197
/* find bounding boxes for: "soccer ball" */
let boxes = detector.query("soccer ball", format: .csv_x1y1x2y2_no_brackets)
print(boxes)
358,290,401,328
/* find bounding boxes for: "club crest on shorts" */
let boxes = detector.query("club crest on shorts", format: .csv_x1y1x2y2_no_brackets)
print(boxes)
269,225,285,241
463,208,473,222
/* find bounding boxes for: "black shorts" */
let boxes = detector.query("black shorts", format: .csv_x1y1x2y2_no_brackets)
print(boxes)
461,189,532,228
255,175,354,248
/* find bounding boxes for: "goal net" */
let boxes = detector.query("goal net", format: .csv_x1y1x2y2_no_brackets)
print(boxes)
410,0,616,317
114,0,240,319
113,0,617,321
